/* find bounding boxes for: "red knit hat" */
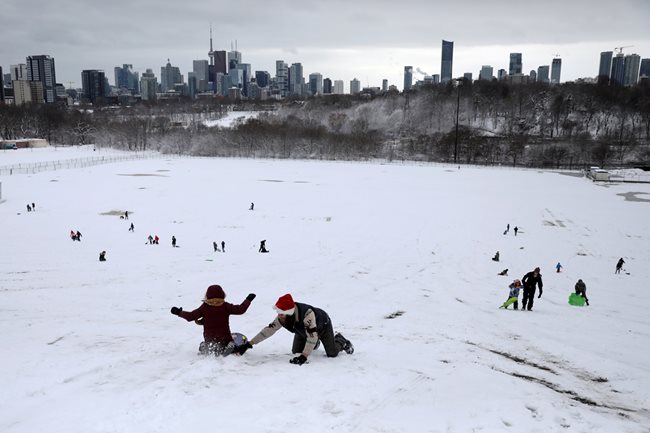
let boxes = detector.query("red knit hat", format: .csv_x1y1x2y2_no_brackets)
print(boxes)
274,293,295,315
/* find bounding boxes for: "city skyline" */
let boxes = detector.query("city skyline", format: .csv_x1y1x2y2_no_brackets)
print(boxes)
1,0,649,91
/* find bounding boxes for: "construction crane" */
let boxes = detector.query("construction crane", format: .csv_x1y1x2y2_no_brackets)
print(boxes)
615,46,634,54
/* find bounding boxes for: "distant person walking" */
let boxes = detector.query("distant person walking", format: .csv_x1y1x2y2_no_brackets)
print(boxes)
129,222,134,232
76,231,82,241
26,204,32,212
172,236,177,248
521,267,543,311
154,235,159,244
556,262,563,273
492,251,500,262
221,241,225,252
99,251,107,262
615,258,625,274
213,241,219,252
32,202,36,211
124,211,129,219
250,202,254,211
148,235,154,244
514,226,518,236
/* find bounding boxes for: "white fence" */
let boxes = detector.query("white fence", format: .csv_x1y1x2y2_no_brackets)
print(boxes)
0,153,160,176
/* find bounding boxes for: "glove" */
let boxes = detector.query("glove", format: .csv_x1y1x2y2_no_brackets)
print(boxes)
246,293,256,301
538,291,543,299
237,342,253,355
290,354,307,365
170,306,182,316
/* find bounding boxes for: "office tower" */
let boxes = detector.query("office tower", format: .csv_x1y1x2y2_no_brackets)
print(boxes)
140,69,158,100
81,70,107,103
610,54,625,85
551,58,562,84
333,80,344,94
193,60,209,92
529,69,537,82
441,40,454,83
214,51,227,75
350,78,360,95
479,65,493,81
463,72,472,82
228,45,241,71
498,69,507,80
599,51,613,81
432,74,440,84
216,72,226,96
623,54,640,86
255,71,270,88
275,60,288,97
289,63,304,96
160,60,182,92
114,64,139,94
382,79,388,92
308,72,323,96
323,78,332,94
509,53,522,76
188,73,197,98
537,65,550,83
640,59,650,78
26,55,57,103
235,63,251,96
404,66,413,90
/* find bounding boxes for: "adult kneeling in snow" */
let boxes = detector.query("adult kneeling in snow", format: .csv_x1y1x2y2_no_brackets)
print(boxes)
237,293,354,365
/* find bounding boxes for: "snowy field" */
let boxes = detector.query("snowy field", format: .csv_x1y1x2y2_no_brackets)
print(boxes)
1,147,650,433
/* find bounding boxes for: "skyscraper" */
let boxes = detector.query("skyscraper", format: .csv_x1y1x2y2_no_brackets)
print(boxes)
193,60,209,92
350,78,360,95
214,51,227,74
140,69,158,101
441,40,454,83
323,78,332,94
333,80,344,95
623,54,641,86
479,65,493,81
640,59,650,79
509,53,522,76
114,64,139,94
275,60,288,97
537,65,550,83
255,71,270,88
403,66,413,91
498,69,507,81
309,72,323,96
228,46,242,71
551,58,562,84
289,63,303,96
529,70,537,82
598,51,613,82
611,54,625,86
160,60,182,92
10,64,27,81
382,79,388,92
81,70,107,104
26,55,57,103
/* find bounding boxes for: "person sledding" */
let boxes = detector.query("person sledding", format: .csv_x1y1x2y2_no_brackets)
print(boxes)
492,251,500,262
499,279,521,310
237,293,354,365
569,279,589,306
170,284,256,356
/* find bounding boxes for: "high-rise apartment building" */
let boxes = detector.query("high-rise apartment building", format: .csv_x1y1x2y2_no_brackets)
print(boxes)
81,69,107,104
611,54,625,86
498,69,507,81
26,55,57,103
160,60,182,92
479,65,493,81
309,72,323,96
350,78,360,95
599,51,613,82
333,80,344,94
13,80,44,105
640,59,650,79
404,66,413,91
323,78,332,94
551,58,562,84
289,63,304,96
10,64,27,81
623,54,641,86
382,79,388,92
529,70,537,82
275,60,288,97
114,64,139,94
140,69,158,100
441,40,454,83
255,71,270,88
537,65,550,83
509,53,522,76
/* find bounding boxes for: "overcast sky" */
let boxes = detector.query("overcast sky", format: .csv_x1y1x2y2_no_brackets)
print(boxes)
1,0,649,91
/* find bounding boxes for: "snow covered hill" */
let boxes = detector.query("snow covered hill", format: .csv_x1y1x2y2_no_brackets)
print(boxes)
1,149,649,432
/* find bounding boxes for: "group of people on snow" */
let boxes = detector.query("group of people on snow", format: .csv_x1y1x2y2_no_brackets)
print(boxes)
170,286,353,365
26,202,36,212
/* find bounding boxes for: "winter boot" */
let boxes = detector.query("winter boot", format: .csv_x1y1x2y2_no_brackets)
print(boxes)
335,333,354,354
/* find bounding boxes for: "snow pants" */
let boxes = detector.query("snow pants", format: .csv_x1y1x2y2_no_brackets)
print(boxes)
522,287,536,310
292,322,341,358
500,296,519,309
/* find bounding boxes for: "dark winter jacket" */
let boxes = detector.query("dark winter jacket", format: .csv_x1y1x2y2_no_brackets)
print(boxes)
522,271,543,291
178,288,252,345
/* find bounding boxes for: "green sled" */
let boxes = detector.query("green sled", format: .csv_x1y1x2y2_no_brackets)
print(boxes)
568,292,586,306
